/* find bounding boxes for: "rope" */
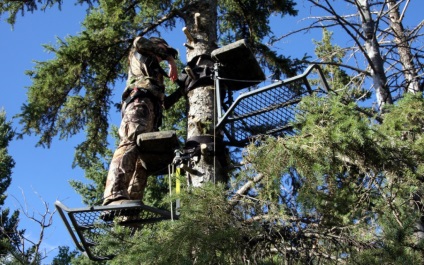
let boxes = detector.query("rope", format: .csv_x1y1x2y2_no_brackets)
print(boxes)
168,164,175,221
213,75,217,185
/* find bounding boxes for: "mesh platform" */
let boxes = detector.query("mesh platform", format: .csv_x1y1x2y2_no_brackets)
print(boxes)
55,201,177,261
216,64,329,146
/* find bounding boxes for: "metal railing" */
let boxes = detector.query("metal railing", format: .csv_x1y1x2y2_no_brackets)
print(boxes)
215,64,329,146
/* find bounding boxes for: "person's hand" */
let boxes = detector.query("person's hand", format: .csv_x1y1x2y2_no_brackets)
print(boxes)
167,57,178,82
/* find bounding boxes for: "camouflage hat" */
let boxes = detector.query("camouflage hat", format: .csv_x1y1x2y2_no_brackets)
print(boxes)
149,37,178,59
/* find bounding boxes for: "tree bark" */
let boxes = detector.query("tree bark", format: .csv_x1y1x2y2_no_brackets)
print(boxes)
182,0,226,187
357,0,393,108
386,0,421,94
386,0,424,242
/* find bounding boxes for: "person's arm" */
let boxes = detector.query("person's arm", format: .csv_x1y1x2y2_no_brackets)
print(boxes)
133,36,169,59
166,56,178,82
163,87,184,110
134,37,178,81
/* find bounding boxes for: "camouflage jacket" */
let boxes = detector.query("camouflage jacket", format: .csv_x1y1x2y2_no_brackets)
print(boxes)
123,37,169,101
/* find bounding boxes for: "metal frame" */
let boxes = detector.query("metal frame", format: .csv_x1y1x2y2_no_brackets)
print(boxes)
215,64,329,146
55,201,177,261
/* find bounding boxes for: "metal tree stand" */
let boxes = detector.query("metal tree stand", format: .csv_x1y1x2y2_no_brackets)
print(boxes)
55,39,329,261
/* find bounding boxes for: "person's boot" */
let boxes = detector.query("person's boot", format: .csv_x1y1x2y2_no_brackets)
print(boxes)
99,199,142,221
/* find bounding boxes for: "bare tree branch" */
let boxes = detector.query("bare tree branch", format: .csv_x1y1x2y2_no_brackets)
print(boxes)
228,173,264,209
7,188,57,265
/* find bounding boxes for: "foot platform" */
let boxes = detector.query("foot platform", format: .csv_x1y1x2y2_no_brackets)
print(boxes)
136,130,180,176
55,201,178,261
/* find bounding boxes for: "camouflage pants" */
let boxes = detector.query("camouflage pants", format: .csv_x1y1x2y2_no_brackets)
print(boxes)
102,93,157,205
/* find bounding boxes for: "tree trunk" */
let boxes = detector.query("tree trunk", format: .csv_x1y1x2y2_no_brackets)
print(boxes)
182,0,226,187
357,0,393,108
386,0,424,242
386,0,421,94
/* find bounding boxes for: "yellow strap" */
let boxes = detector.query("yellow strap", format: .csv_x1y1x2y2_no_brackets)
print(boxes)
176,168,181,194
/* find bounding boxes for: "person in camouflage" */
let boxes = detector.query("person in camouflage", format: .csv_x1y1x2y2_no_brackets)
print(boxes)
102,36,181,206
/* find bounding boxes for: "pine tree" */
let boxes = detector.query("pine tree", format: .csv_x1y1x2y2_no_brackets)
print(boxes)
51,246,79,265
1,0,298,172
0,110,21,261
2,0,424,263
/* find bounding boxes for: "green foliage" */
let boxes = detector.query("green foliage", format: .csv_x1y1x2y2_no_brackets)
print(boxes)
0,111,14,206
18,5,127,168
0,246,43,265
349,212,424,265
0,0,63,26
218,0,303,79
16,0,183,169
161,59,187,140
0,110,22,258
0,1,102,28
51,246,79,265
10,1,421,264
96,183,250,264
0,209,21,257
218,0,297,43
313,28,371,101
242,92,424,263
12,0,303,172
69,125,115,206
69,153,109,205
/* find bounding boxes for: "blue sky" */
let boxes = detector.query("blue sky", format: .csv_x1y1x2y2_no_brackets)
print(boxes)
1,0,423,262
0,2,91,259
0,2,205,260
